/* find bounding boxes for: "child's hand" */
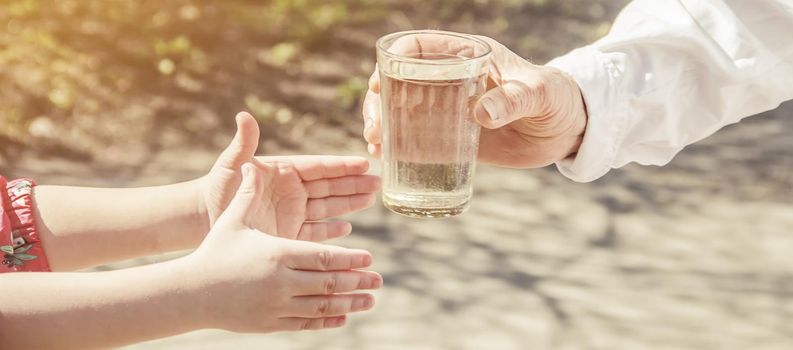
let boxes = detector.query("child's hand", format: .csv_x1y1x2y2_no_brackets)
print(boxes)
189,163,382,333
201,112,381,242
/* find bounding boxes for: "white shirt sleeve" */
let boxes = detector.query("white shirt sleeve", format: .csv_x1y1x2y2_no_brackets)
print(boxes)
547,0,793,182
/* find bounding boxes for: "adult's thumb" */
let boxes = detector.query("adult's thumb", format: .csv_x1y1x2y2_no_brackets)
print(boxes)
474,80,543,129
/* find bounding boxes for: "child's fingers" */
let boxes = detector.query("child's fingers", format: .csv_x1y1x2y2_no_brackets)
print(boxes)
286,294,375,318
278,315,347,331
305,194,376,221
217,163,264,227
304,175,381,199
297,222,352,242
285,242,373,271
291,270,383,295
253,156,370,181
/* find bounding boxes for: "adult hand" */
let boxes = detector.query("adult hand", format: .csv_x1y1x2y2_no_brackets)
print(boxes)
189,163,382,333
362,34,587,168
201,112,381,241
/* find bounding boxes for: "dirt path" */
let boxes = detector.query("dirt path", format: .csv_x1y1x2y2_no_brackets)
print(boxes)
6,103,793,350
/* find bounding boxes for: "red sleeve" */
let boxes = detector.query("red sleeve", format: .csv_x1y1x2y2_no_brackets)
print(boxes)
1,176,51,272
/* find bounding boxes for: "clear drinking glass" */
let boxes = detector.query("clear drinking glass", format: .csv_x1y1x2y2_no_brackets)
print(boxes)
376,30,492,218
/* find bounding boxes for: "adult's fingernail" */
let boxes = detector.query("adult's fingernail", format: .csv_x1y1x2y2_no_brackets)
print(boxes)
480,97,501,121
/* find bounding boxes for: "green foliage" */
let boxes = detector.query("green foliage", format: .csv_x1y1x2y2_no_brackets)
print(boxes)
263,42,301,67
0,0,626,162
154,36,193,57
337,77,368,110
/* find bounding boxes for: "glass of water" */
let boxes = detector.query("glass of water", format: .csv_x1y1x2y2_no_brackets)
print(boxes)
376,30,492,218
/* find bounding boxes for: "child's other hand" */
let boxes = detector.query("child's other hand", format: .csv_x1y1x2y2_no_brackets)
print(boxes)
189,163,382,333
200,112,381,242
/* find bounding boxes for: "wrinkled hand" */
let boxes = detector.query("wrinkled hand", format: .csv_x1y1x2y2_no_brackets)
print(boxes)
362,34,587,168
201,112,381,242
189,163,382,333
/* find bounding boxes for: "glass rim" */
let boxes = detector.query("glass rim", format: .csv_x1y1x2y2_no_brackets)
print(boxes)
376,30,492,65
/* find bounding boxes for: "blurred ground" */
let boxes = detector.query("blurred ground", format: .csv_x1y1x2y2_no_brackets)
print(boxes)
3,1,793,349
7,103,792,350
0,0,622,166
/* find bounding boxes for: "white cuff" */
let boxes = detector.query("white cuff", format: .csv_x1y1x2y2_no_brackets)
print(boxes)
547,45,628,183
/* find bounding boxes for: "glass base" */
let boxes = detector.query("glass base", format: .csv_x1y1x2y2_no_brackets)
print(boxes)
383,196,469,218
